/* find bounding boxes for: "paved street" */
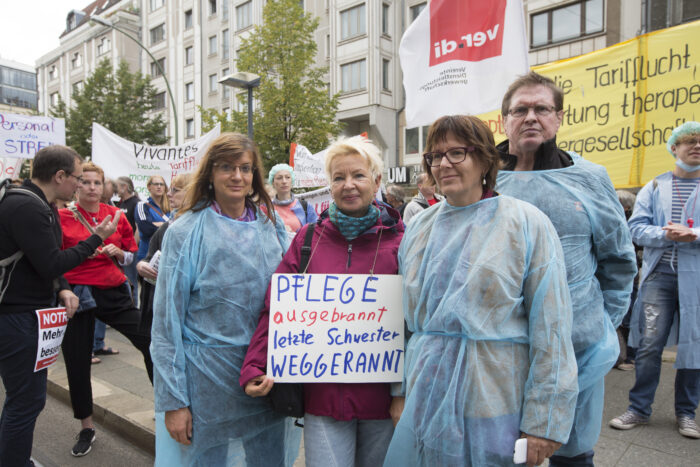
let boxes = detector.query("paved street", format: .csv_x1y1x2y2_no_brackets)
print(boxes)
2,327,700,466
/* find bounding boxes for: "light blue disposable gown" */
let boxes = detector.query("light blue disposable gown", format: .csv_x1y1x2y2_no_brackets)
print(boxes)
496,153,637,456
628,172,700,369
384,196,578,466
151,206,300,467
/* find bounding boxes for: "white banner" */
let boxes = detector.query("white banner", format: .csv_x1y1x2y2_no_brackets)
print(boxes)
290,142,327,188
0,157,25,180
34,307,68,372
296,186,332,216
91,123,221,197
0,113,65,159
400,0,529,128
268,274,404,383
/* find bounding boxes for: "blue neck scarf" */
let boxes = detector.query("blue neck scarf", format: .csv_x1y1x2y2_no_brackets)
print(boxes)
329,202,380,241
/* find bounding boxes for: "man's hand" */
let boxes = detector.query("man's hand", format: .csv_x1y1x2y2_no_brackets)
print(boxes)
165,407,193,445
94,211,121,241
57,289,79,318
244,375,274,397
100,243,124,262
136,261,158,281
663,221,697,242
389,396,405,427
524,434,561,466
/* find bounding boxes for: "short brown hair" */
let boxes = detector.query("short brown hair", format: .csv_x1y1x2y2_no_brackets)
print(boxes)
32,145,82,183
501,71,563,117
178,133,275,223
82,162,105,181
422,115,500,192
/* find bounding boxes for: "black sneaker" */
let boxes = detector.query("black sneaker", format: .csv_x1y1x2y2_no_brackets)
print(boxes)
71,428,95,457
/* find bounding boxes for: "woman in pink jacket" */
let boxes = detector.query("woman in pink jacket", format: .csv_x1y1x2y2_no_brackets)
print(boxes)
241,136,404,466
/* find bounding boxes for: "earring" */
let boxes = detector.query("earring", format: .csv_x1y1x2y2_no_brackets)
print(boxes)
208,182,213,190
482,177,486,185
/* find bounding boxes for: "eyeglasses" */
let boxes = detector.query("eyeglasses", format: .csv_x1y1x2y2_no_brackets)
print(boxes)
678,137,700,146
507,105,557,118
169,186,183,195
67,173,83,183
423,146,475,167
149,182,166,187
214,163,255,175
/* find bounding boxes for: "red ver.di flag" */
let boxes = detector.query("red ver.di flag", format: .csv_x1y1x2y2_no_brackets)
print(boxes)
400,0,529,128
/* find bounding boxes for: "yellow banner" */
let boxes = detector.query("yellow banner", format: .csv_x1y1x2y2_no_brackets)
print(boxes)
480,20,700,188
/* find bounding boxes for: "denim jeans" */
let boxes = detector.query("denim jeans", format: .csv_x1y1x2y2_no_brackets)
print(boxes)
628,262,700,418
93,319,106,352
304,414,393,467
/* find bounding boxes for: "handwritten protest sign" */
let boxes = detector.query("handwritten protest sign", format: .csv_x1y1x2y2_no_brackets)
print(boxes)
479,19,700,188
0,113,65,159
34,307,68,372
289,142,328,188
0,157,25,180
91,122,220,197
268,274,404,383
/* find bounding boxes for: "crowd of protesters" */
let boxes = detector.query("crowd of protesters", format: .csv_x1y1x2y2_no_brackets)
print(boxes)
1,71,699,467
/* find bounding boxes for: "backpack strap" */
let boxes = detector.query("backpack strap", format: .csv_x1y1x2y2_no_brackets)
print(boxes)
298,223,316,273
299,199,309,221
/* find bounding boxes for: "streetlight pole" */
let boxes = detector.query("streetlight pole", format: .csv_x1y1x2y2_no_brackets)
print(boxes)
219,72,261,139
90,16,179,145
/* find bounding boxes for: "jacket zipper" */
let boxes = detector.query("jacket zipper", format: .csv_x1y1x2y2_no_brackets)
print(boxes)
346,243,352,271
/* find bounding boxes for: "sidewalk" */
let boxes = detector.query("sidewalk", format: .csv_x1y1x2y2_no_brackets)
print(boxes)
47,329,700,466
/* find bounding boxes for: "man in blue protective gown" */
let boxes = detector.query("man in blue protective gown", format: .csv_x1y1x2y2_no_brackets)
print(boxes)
495,72,637,466
609,121,700,439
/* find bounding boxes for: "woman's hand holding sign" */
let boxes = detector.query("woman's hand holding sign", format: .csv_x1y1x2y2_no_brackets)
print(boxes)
245,375,275,397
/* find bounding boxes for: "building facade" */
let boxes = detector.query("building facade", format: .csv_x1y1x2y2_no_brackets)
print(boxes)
34,0,699,177
0,59,37,114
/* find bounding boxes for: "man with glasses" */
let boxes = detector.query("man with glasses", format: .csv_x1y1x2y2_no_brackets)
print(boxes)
495,72,637,466
609,121,700,440
0,145,119,467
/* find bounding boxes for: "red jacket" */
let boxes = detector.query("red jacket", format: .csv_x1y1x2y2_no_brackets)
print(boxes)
240,204,404,421
60,203,137,288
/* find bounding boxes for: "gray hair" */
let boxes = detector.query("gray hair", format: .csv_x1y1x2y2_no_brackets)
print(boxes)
616,190,636,211
116,176,135,194
324,136,384,180
386,184,405,201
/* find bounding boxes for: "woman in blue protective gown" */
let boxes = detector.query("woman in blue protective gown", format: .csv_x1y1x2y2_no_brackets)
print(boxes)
150,133,300,466
384,116,578,467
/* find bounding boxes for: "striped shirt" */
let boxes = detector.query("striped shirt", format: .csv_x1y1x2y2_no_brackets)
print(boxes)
661,176,700,266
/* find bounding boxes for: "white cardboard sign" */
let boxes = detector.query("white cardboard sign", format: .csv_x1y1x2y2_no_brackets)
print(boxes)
268,273,404,383
34,307,68,372
0,113,66,159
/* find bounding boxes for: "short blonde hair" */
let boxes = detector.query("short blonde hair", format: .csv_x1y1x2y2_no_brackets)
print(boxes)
324,136,384,181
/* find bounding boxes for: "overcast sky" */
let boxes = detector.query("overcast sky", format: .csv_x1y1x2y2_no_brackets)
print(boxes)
0,0,85,66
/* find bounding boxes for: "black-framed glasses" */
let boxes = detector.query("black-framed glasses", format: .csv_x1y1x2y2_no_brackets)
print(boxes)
423,146,475,167
214,163,256,175
67,173,83,183
149,182,166,187
507,105,557,118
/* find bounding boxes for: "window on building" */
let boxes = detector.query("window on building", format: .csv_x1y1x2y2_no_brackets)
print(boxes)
150,57,166,77
382,59,390,91
222,29,230,59
48,65,57,80
186,118,195,138
222,68,230,98
647,0,700,31
209,0,217,16
185,46,194,65
154,91,166,110
150,0,165,11
209,73,218,93
530,0,604,48
236,1,252,30
1,67,36,91
150,24,165,45
71,52,82,69
185,82,194,101
209,35,218,55
72,81,83,94
185,9,193,29
50,92,59,107
235,93,246,112
382,3,390,35
97,36,111,55
410,3,426,22
325,34,330,58
340,59,366,92
223,0,229,19
405,125,429,154
340,4,366,40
